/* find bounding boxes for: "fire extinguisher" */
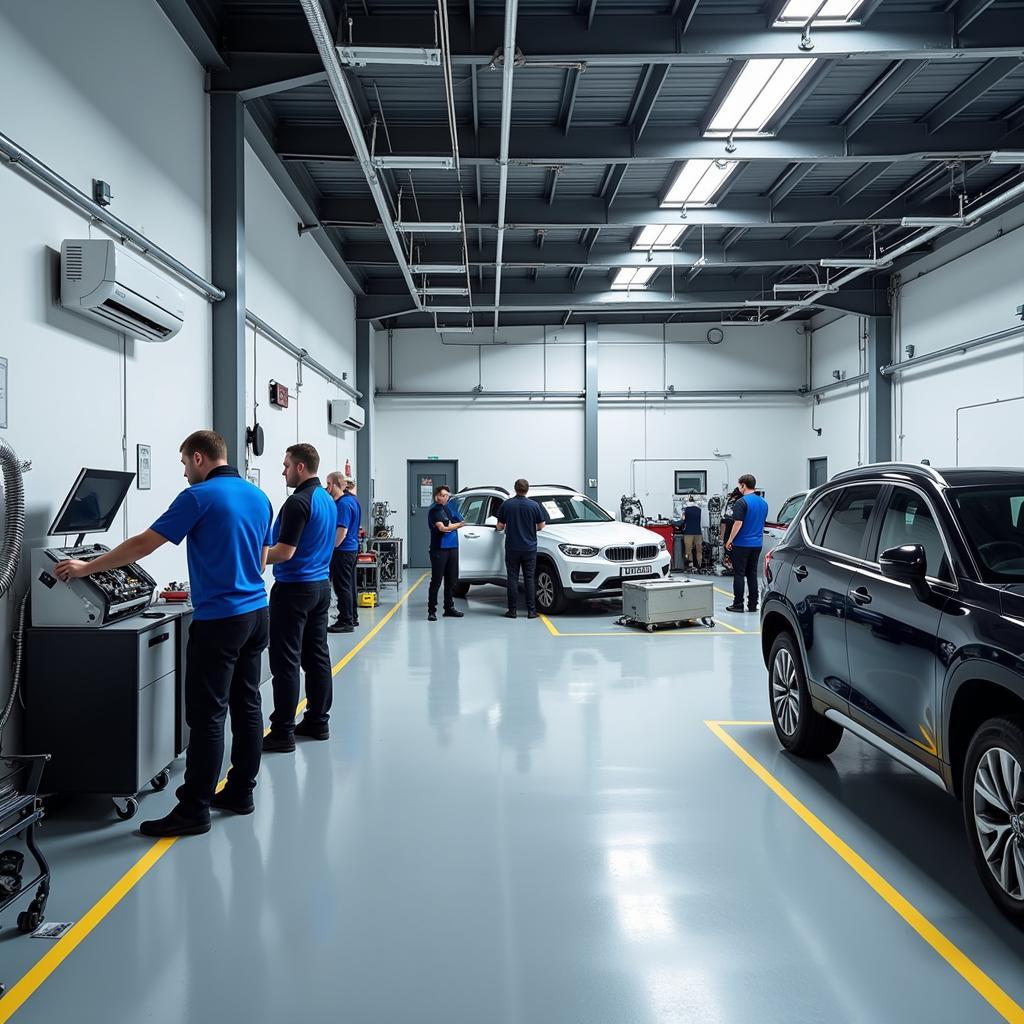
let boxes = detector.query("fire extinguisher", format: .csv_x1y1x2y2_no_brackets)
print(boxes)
344,458,352,478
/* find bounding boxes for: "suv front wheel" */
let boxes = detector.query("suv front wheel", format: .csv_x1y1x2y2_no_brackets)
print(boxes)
768,632,843,758
535,560,567,614
963,717,1024,924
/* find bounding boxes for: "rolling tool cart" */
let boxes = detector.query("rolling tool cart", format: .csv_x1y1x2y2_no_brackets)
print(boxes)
356,551,380,608
0,754,51,938
617,578,715,632
369,538,403,588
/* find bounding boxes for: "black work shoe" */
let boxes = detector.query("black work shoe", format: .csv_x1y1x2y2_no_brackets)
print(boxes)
724,604,744,613
295,718,330,741
354,620,360,627
443,609,465,618
328,622,354,634
262,732,296,753
211,789,255,815
428,612,437,622
504,610,518,619
747,606,758,613
139,806,211,837
527,612,540,620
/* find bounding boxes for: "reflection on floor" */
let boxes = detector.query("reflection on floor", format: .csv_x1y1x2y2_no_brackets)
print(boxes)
3,578,1024,1023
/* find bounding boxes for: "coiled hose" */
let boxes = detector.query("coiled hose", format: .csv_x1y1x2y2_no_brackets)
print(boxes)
0,439,27,748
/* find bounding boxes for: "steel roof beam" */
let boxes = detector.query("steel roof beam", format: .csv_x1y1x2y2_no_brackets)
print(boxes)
924,57,1022,133
835,162,891,204
278,121,1024,165
559,67,583,133
628,64,670,139
954,0,1000,35
842,61,928,138
154,0,226,69
209,54,327,100
769,163,816,202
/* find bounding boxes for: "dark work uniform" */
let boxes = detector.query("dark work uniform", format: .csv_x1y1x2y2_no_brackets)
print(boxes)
427,500,463,614
497,495,547,614
268,478,337,736
730,492,769,610
331,492,361,628
150,466,273,819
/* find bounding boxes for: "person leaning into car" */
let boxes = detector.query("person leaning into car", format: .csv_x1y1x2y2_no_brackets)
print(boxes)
427,485,466,622
496,478,547,619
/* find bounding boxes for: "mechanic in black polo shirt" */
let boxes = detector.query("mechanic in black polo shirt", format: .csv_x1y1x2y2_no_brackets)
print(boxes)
263,443,338,752
496,479,547,619
426,485,465,622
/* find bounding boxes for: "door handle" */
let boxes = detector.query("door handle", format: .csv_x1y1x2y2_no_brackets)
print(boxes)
849,587,872,606
464,532,480,538
794,565,809,581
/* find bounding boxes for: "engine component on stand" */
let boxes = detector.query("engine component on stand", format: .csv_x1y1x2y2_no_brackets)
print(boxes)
371,501,397,538
620,494,645,525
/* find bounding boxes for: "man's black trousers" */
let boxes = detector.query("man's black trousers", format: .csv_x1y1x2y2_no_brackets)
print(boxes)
505,549,538,614
268,580,334,735
731,545,762,609
428,548,459,613
331,548,359,626
177,608,269,817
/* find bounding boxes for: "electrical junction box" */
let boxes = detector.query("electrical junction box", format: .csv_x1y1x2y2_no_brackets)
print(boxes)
269,380,289,408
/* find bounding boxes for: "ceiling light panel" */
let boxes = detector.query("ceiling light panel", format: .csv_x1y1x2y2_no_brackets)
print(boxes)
705,59,816,137
774,0,864,25
662,160,738,207
611,267,658,290
633,224,687,250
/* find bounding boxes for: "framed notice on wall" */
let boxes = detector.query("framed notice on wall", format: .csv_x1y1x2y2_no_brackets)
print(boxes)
136,444,152,490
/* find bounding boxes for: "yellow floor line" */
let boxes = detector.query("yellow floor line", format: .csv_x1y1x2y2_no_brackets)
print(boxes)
538,613,560,637
705,720,1024,1023
716,618,747,635
0,576,427,1022
713,585,734,598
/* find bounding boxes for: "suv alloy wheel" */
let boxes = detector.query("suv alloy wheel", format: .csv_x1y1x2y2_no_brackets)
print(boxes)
768,632,844,758
534,560,567,614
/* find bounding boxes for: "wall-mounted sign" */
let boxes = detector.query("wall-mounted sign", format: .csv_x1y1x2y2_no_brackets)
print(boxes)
137,444,151,490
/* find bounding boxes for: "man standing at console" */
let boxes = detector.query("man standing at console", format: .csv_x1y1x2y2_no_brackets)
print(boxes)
55,430,274,837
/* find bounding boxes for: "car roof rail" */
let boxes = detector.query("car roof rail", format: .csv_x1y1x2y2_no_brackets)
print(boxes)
530,484,577,491
456,485,510,495
829,461,947,485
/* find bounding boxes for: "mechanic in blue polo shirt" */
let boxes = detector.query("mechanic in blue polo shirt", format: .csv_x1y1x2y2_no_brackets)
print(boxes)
326,473,361,634
426,484,465,621
263,443,338,753
55,429,274,838
725,473,769,614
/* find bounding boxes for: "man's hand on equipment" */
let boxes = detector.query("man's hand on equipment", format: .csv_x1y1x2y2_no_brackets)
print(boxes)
725,542,733,552
54,559,90,581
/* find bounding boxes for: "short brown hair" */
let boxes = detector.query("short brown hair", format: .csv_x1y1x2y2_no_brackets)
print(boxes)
180,430,227,462
739,474,756,490
514,478,529,495
434,484,450,499
286,443,320,473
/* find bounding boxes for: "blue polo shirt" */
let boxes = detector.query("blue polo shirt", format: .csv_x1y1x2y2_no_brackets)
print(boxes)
337,492,361,553
733,492,769,547
271,477,337,583
428,501,463,551
150,465,273,621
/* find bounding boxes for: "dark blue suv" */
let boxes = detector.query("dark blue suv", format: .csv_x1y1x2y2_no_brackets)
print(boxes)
761,463,1024,924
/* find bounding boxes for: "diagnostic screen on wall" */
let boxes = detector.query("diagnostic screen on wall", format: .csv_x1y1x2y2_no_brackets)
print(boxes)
48,468,136,536
674,470,708,495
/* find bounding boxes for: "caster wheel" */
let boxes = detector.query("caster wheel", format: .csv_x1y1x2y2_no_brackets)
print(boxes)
645,623,655,633
151,769,170,791
114,797,139,821
17,910,41,934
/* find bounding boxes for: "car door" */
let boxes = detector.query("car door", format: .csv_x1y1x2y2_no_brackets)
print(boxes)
788,485,882,709
453,495,490,578
844,484,952,769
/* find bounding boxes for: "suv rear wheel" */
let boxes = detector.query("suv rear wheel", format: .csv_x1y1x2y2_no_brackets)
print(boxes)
535,561,567,615
963,717,1024,924
768,632,843,758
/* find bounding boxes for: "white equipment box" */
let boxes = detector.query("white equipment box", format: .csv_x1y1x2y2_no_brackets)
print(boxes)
618,578,715,632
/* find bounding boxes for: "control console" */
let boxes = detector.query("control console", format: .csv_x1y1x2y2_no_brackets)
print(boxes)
31,545,157,627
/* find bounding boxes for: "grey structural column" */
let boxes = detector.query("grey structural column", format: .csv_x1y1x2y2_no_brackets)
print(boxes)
355,320,373,528
210,91,247,468
584,321,599,501
866,315,893,464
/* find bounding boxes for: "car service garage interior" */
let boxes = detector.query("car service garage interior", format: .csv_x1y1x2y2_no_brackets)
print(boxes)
4,0,1024,1020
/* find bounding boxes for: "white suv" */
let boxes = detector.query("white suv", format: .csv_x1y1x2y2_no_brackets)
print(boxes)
450,485,672,613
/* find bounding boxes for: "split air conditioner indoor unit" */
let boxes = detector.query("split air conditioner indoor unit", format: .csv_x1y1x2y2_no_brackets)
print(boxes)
60,239,185,342
328,398,365,432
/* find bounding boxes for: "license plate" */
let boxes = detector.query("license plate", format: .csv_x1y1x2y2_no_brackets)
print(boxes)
621,564,649,577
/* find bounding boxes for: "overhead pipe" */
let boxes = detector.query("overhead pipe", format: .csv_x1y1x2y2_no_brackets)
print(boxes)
299,0,422,311
491,0,519,336
808,372,869,396
376,389,583,399
0,130,224,302
880,322,1024,377
246,310,361,400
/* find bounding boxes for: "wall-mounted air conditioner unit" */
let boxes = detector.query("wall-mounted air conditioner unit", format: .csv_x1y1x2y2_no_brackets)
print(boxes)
60,239,185,342
328,398,365,432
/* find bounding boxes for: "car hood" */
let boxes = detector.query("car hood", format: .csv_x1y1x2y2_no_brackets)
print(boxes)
539,521,666,549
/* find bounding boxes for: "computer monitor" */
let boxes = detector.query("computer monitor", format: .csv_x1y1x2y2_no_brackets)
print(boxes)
48,468,136,537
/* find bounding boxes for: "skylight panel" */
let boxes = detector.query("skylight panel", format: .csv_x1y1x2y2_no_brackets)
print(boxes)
633,225,686,251
774,0,864,26
661,160,737,208
705,58,816,137
611,267,657,291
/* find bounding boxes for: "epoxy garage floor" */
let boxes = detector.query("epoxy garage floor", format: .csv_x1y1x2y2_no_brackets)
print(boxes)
3,577,1024,1023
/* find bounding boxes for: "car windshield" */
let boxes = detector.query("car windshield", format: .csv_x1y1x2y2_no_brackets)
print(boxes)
776,493,806,526
533,493,613,524
950,485,1024,581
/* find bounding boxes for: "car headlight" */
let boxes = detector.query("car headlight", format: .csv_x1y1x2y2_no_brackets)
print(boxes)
658,540,667,551
559,543,599,557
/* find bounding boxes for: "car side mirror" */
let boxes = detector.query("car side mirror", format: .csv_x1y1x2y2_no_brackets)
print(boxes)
484,516,499,528
880,544,929,599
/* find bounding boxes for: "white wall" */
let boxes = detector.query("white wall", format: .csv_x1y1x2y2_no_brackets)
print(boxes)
374,322,810,531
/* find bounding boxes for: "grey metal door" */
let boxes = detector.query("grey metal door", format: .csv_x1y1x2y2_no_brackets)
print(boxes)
407,460,458,567
809,457,828,489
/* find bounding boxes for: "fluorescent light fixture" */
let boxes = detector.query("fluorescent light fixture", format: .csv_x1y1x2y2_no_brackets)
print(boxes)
411,264,466,274
744,299,815,307
434,325,474,333
633,224,687,250
989,151,1024,164
820,258,893,268
773,0,864,26
705,59,816,138
372,156,454,171
394,221,462,233
611,267,658,290
662,160,737,207
419,287,470,296
338,45,441,67
774,283,837,293
900,216,967,227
